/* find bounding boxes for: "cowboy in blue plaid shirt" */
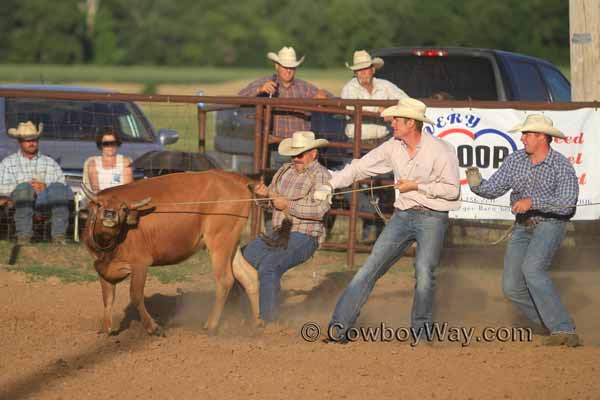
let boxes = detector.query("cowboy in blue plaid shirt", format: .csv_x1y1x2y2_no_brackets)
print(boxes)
0,121,73,245
466,114,580,347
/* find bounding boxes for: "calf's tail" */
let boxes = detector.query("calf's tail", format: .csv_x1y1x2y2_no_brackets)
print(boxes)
259,218,292,249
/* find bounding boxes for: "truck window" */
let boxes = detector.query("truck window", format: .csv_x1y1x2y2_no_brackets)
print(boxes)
510,62,549,101
540,65,571,102
377,55,498,100
5,98,154,142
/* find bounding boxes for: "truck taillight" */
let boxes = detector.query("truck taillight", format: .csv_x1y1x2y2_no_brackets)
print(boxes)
412,49,448,57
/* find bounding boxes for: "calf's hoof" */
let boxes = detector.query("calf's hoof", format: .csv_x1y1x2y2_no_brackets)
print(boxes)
149,325,166,338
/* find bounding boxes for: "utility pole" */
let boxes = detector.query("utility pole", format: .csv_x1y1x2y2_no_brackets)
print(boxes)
569,0,600,101
83,0,99,36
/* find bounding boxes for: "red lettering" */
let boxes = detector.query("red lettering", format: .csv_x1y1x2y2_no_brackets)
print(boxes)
579,172,587,185
567,153,583,165
554,132,585,145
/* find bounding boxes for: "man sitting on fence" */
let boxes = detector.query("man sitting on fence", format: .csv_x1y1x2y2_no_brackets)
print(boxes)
233,131,331,323
340,49,409,242
0,121,73,245
239,46,332,169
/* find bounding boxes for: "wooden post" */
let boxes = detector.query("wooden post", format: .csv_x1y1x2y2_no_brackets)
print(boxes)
197,109,206,153
346,106,363,269
251,105,264,239
570,0,600,100
261,105,272,171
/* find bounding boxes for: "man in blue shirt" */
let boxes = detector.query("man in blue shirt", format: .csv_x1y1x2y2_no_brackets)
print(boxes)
466,114,580,347
0,121,73,245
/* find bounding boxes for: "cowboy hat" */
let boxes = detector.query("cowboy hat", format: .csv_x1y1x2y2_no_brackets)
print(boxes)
7,121,43,140
380,98,433,124
508,114,566,139
345,50,384,71
278,131,328,157
267,46,305,68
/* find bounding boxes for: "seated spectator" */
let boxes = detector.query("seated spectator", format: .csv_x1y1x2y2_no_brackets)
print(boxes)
84,127,133,192
340,50,409,242
0,121,73,245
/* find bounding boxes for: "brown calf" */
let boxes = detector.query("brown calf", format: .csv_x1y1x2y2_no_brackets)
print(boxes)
82,170,260,336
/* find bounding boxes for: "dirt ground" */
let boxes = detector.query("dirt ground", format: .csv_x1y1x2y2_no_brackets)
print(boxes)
1,247,599,400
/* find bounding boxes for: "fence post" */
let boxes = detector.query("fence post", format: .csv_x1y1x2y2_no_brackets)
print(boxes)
251,104,264,239
347,106,364,269
261,105,273,171
197,108,206,153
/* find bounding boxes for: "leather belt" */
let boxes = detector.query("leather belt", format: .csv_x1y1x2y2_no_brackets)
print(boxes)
519,218,539,226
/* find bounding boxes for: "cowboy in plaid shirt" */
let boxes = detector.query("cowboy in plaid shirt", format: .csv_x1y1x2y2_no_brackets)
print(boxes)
233,131,331,323
239,47,333,170
467,114,580,347
0,121,73,245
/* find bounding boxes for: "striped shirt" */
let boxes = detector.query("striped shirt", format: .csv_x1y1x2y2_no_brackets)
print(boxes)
471,148,578,220
239,76,332,138
267,160,331,243
0,151,65,196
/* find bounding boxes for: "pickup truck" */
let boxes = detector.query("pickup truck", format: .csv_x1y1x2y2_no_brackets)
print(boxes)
207,46,571,173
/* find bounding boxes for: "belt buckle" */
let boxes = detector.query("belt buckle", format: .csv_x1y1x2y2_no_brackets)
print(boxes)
523,218,538,226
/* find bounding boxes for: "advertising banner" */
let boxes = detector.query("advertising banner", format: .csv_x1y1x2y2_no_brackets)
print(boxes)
424,107,598,220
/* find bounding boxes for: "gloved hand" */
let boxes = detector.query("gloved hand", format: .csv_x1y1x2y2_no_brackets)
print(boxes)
313,184,333,204
465,167,482,188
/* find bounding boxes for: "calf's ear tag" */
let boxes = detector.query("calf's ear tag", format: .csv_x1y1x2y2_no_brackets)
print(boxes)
126,210,139,226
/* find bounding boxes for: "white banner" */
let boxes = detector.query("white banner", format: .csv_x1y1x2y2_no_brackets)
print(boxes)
423,107,600,220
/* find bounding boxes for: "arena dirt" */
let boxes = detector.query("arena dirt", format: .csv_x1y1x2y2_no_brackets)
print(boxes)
1,247,599,399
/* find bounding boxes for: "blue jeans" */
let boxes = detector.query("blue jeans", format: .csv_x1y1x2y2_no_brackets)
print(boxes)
503,220,575,333
243,232,319,321
10,182,73,238
329,208,448,338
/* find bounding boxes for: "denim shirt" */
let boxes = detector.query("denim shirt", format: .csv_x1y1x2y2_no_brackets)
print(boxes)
471,148,578,220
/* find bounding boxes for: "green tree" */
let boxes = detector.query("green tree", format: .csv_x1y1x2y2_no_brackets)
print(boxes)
7,0,85,63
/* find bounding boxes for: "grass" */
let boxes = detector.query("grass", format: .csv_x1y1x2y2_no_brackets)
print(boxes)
138,102,215,152
0,239,216,284
8,264,97,283
0,64,348,85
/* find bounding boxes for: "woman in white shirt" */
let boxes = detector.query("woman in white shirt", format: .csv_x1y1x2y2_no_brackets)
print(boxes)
85,127,133,192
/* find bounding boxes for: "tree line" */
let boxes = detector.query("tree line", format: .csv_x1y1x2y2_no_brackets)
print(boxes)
0,0,569,68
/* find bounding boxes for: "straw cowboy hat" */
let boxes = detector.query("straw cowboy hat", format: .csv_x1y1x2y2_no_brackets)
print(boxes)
508,114,566,139
7,121,43,140
380,97,433,124
267,46,305,68
278,131,328,157
345,50,384,71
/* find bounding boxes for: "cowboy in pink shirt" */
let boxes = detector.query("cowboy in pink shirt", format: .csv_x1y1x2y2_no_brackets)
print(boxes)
314,98,460,343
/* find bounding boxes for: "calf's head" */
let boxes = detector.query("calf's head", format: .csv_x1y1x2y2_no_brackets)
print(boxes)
82,185,151,251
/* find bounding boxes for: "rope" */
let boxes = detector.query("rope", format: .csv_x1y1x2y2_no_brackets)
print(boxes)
146,182,600,210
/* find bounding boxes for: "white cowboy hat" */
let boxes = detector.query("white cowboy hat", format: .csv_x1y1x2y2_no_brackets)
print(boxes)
508,114,566,139
380,97,433,124
267,46,305,68
7,121,43,140
345,50,384,71
278,131,329,157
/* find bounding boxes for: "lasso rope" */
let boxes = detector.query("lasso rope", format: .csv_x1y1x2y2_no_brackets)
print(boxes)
148,182,599,210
